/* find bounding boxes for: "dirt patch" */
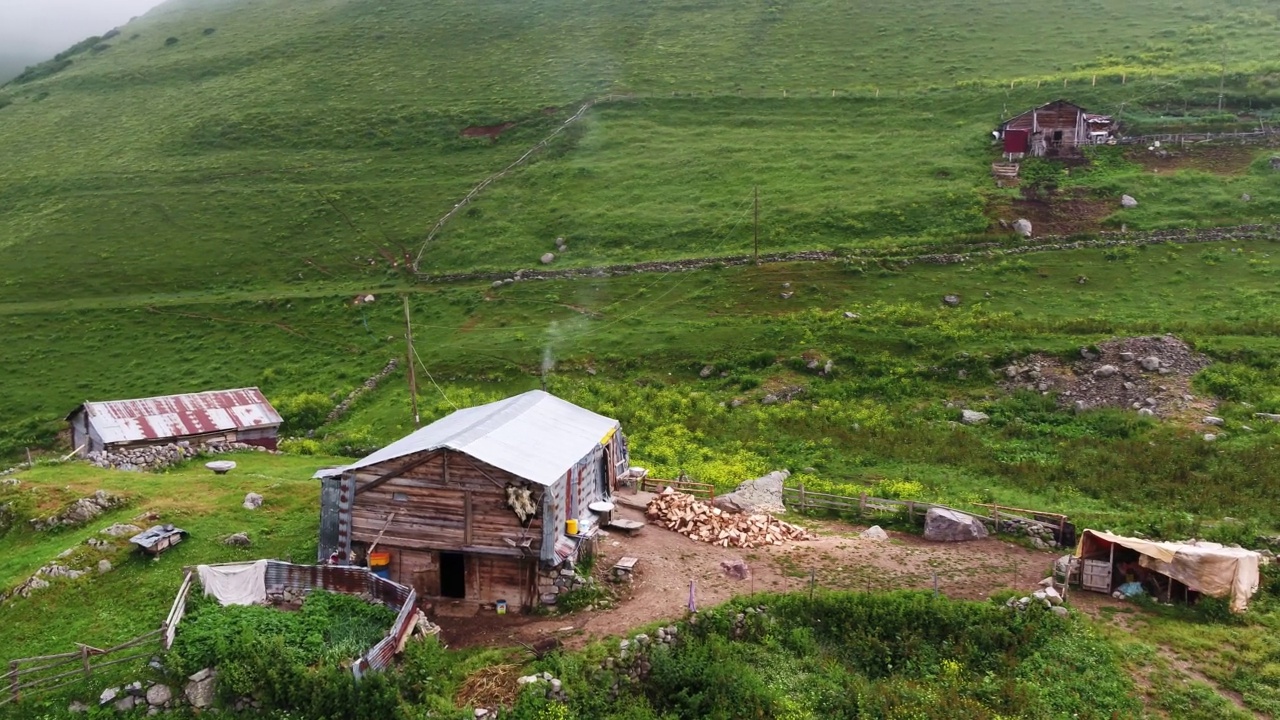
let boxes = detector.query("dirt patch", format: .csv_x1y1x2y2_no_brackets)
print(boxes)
1129,144,1263,176
1000,335,1214,421
433,504,1056,649
461,122,517,140
1003,187,1114,236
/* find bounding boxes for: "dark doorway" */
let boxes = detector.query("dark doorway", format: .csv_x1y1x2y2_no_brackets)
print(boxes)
598,449,611,496
440,552,466,598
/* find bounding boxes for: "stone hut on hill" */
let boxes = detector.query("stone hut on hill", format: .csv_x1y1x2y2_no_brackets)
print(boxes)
66,388,281,456
316,390,631,611
996,100,1116,159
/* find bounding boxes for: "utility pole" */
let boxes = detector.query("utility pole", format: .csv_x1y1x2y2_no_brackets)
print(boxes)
753,185,760,264
1218,43,1227,114
402,295,420,428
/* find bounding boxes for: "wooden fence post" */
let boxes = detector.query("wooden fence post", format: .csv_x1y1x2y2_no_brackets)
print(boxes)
859,493,867,516
907,501,915,523
799,483,806,514
80,645,90,677
9,661,18,703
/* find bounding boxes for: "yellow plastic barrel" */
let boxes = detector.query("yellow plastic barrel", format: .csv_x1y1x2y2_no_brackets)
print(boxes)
369,551,391,568
566,518,579,535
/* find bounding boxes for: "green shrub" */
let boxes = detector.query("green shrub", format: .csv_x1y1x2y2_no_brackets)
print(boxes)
273,392,333,434
279,437,322,455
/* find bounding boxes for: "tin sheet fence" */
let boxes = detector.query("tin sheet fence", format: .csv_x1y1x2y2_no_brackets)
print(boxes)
1,629,164,706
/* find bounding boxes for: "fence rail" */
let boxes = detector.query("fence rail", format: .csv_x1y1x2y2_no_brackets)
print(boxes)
784,485,1071,542
2,629,164,706
1118,129,1277,146
640,477,716,500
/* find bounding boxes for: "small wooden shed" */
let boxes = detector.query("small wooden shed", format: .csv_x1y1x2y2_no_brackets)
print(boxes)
997,100,1116,159
317,390,630,611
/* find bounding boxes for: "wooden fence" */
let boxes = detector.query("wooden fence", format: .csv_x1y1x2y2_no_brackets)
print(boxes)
640,476,715,500
784,485,1071,540
1118,128,1277,146
2,629,164,706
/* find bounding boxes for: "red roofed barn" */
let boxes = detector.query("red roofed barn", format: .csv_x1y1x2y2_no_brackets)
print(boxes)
67,388,282,456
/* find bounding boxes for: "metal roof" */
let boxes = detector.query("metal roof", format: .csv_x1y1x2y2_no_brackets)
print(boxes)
337,390,619,486
70,388,281,446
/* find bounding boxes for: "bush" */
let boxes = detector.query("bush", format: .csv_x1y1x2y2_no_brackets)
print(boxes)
279,437,322,455
164,37,180,46
273,392,333,434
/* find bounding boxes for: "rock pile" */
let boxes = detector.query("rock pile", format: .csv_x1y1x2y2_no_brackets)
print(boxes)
517,672,568,704
29,490,125,531
324,358,399,425
997,517,1061,550
1005,586,1068,617
75,667,220,715
999,335,1212,417
760,385,805,405
646,489,816,548
86,441,270,473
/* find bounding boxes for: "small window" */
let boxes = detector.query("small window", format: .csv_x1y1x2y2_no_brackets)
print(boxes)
392,492,408,503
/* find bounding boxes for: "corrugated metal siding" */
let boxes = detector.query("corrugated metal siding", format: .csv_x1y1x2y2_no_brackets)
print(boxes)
76,388,281,447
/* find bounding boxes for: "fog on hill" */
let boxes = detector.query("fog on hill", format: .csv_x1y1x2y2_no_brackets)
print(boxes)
0,0,164,81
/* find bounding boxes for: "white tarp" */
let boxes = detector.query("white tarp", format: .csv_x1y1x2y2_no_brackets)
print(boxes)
1077,529,1262,612
197,560,268,606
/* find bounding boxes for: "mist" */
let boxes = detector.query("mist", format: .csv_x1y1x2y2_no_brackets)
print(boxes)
0,0,165,80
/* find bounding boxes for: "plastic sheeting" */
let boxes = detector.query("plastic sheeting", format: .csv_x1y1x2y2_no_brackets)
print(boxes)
1076,529,1261,612
197,560,268,606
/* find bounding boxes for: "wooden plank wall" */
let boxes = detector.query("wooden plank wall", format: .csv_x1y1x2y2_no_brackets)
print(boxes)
350,450,544,555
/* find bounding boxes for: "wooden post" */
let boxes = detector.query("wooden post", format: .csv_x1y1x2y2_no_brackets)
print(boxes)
463,491,473,546
991,506,1000,534
858,493,867,516
80,645,90,677
933,572,939,596
798,483,806,514
908,501,915,523
402,296,420,428
9,660,18,703
25,448,32,466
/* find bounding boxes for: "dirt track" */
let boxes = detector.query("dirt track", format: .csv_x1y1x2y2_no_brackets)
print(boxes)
434,504,1058,649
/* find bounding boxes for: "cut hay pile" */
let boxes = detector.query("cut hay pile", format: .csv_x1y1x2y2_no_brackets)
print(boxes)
455,663,521,710
646,489,816,548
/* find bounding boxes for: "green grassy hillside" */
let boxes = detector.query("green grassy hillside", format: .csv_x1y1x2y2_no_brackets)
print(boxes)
2,0,1280,303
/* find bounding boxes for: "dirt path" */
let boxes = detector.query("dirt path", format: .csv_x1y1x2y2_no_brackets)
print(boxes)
434,505,1057,648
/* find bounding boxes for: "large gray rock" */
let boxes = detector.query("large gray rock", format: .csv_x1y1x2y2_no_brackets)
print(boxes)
540,252,556,265
712,471,788,514
960,410,989,425
224,532,251,547
923,508,989,542
1140,356,1161,371
1012,218,1032,237
242,493,263,510
146,684,172,707
860,525,889,541
1121,194,1139,208
185,669,217,708
101,523,142,537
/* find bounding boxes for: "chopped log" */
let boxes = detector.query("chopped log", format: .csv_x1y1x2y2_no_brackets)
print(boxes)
644,491,816,548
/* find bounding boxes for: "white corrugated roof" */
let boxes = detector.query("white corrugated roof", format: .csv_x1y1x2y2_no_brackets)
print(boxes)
340,390,618,486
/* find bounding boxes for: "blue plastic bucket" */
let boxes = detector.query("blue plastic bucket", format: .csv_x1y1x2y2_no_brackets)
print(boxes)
372,568,391,580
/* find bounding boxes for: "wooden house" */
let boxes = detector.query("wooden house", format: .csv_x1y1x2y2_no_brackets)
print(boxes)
67,388,281,456
997,100,1116,159
317,390,630,611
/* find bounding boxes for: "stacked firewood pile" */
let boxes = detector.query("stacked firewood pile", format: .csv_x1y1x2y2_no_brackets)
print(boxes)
645,489,816,548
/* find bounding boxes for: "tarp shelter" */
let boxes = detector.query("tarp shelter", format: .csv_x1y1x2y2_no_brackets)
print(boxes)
1075,529,1262,612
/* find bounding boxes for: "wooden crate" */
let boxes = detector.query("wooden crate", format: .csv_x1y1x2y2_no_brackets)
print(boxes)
1081,559,1112,593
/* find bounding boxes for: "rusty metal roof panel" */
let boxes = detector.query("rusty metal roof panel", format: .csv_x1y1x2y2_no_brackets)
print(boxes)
76,388,281,445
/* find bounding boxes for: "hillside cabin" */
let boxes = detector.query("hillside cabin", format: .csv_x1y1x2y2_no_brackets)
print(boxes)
67,388,281,456
997,100,1116,159
316,390,631,611
1075,529,1261,612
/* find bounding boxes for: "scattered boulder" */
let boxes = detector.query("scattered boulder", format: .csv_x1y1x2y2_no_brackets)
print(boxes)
185,668,217,708
780,292,793,299
224,532,252,547
1139,356,1161,371
860,525,889,541
1012,218,1033,237
242,493,263,510
1242,193,1252,202
1121,194,1138,208
68,701,88,713
100,687,121,705
1204,433,1217,442
540,253,556,265
1203,416,1225,426
1093,365,1118,378
1254,413,1280,423
113,695,136,713
1050,605,1070,618
712,471,788,514
942,294,961,307
699,365,714,379
1138,408,1154,417
719,559,750,580
101,523,142,537
923,508,989,542
97,559,112,574
31,491,125,531
145,684,172,707
960,410,989,425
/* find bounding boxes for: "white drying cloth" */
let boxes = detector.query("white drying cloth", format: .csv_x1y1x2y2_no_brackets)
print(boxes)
197,560,268,606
